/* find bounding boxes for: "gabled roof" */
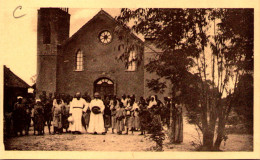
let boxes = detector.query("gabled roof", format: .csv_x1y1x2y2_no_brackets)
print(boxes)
4,65,30,88
61,9,144,46
144,43,163,53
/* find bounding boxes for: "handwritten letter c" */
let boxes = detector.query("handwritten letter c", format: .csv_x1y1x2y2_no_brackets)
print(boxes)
13,6,26,19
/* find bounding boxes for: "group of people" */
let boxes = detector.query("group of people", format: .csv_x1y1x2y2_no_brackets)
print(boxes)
4,91,183,143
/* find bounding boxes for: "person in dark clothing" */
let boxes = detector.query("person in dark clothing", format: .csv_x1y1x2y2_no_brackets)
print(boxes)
41,94,53,134
162,97,171,128
82,93,91,129
24,98,32,135
103,96,111,133
110,96,118,134
172,101,183,143
34,99,45,135
62,94,71,132
138,97,149,135
13,96,26,136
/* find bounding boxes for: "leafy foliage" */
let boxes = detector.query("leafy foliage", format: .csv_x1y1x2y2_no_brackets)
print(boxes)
146,78,166,94
146,115,165,151
116,8,253,151
113,24,144,69
232,73,253,133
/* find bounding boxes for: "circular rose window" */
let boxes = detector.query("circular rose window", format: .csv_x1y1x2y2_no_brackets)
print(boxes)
99,30,112,44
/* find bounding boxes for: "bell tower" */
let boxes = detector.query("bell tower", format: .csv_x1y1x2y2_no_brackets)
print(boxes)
36,8,70,96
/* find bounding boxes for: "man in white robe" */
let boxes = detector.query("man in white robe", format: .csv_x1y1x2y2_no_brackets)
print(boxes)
87,92,105,134
69,92,88,134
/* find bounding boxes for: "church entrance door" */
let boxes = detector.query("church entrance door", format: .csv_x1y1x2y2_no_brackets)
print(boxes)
94,78,114,99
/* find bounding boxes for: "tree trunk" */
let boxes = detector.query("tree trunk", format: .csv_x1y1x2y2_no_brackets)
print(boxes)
214,129,224,150
209,102,217,150
169,100,174,143
202,129,214,151
214,116,225,150
201,100,215,150
214,97,226,150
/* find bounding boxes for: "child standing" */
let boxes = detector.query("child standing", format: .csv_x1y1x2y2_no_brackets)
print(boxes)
52,98,64,134
110,97,118,134
124,99,134,134
115,102,125,135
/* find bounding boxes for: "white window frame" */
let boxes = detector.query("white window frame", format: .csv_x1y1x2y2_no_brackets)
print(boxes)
126,51,137,71
75,50,83,71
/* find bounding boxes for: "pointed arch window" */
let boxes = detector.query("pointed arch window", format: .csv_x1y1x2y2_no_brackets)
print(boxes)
76,50,83,71
127,50,137,71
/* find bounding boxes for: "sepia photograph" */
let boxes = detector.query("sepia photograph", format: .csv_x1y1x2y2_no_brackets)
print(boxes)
0,0,259,159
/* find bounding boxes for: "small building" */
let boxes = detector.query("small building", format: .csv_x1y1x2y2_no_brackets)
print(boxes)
3,65,30,112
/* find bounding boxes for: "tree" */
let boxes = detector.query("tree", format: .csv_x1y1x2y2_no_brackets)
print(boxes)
210,9,253,149
30,74,37,84
231,73,253,133
116,8,253,151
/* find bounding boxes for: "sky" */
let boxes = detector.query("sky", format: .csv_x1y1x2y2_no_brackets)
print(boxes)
0,8,121,86
0,6,257,94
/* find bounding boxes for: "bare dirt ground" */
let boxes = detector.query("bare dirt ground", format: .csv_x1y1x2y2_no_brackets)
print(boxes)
4,117,253,151
4,130,155,151
163,118,253,151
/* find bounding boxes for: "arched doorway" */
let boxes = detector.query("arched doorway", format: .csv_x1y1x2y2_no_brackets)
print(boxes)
94,78,114,99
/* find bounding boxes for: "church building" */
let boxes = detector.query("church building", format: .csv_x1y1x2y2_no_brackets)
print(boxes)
36,8,171,99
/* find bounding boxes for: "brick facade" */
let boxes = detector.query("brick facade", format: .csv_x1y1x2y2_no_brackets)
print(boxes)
37,8,70,95
37,8,172,100
37,8,144,99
